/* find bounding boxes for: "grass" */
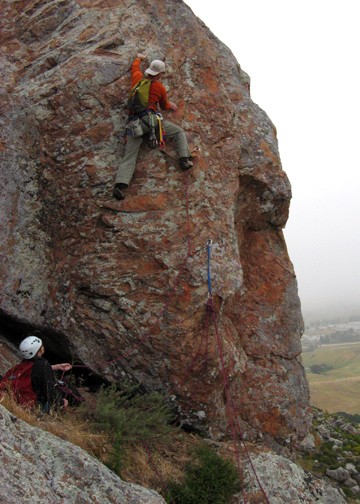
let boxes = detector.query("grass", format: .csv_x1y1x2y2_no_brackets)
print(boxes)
166,444,241,503
302,342,360,413
0,386,240,502
0,391,108,459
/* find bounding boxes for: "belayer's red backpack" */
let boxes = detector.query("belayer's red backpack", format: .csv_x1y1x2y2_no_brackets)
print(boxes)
0,361,37,406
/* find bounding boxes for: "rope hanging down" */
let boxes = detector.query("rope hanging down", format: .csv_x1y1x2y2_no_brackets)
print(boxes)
205,239,270,504
207,238,213,296
74,169,269,503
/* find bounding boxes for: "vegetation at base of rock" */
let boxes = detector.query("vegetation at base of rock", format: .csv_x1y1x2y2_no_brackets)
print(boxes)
0,390,109,454
307,441,341,471
165,444,241,504
337,412,360,424
300,433,360,474
80,384,175,473
297,409,360,501
1,385,241,501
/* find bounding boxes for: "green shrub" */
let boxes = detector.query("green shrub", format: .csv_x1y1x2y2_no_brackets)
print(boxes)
93,385,173,442
166,444,241,504
309,364,333,374
335,411,360,424
85,384,175,472
313,441,340,469
352,445,360,456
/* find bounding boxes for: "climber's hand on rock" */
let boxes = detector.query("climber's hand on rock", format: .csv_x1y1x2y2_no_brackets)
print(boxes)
168,101,178,112
137,53,147,60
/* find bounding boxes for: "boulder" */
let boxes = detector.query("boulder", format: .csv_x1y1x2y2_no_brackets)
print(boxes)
343,477,358,488
299,433,315,452
244,451,346,504
317,425,331,439
0,405,165,503
345,462,358,476
326,467,350,482
353,473,360,484
0,0,310,443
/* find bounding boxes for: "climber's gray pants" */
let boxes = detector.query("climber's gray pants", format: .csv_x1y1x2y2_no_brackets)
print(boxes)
115,116,191,186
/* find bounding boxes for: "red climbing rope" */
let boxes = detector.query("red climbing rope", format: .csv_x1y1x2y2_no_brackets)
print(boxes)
184,170,192,257
72,167,270,503
207,297,270,503
205,242,270,504
57,371,85,404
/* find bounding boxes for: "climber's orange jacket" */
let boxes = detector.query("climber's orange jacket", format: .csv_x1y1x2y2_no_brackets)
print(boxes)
130,57,173,113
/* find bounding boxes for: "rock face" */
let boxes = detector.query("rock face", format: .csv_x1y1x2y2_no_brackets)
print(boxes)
0,0,310,443
0,336,18,375
0,405,165,504
243,451,346,504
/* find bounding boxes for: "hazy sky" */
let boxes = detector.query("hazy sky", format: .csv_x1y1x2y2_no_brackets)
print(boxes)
186,0,360,317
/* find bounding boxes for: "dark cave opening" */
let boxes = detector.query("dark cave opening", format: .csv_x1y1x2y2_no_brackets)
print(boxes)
0,309,107,390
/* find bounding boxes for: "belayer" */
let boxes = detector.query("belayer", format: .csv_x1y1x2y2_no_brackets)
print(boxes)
0,336,82,412
113,53,193,200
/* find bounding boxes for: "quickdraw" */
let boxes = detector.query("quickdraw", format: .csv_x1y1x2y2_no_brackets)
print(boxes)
148,112,166,149
156,113,166,148
148,112,158,148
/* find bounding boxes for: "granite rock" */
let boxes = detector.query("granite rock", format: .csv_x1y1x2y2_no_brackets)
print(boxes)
0,404,165,503
0,0,310,443
243,451,346,504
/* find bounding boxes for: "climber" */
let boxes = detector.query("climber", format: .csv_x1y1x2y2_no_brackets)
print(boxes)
113,53,193,200
0,335,79,412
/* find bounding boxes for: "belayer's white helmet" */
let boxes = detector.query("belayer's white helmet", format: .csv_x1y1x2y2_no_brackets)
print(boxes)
19,336,42,359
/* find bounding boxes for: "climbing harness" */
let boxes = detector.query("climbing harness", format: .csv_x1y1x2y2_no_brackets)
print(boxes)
125,111,165,148
126,117,144,138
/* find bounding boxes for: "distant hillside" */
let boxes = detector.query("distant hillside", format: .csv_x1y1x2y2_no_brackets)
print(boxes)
303,343,360,413
303,306,360,327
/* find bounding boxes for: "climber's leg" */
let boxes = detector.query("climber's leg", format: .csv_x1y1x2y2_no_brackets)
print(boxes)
162,119,193,165
115,135,144,187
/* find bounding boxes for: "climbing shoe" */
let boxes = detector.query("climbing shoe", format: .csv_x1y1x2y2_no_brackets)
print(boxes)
180,157,193,171
113,184,125,200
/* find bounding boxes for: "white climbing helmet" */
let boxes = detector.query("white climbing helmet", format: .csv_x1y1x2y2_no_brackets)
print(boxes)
19,336,43,359
145,60,166,76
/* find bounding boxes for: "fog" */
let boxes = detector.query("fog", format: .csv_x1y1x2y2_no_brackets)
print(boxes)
186,0,360,320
